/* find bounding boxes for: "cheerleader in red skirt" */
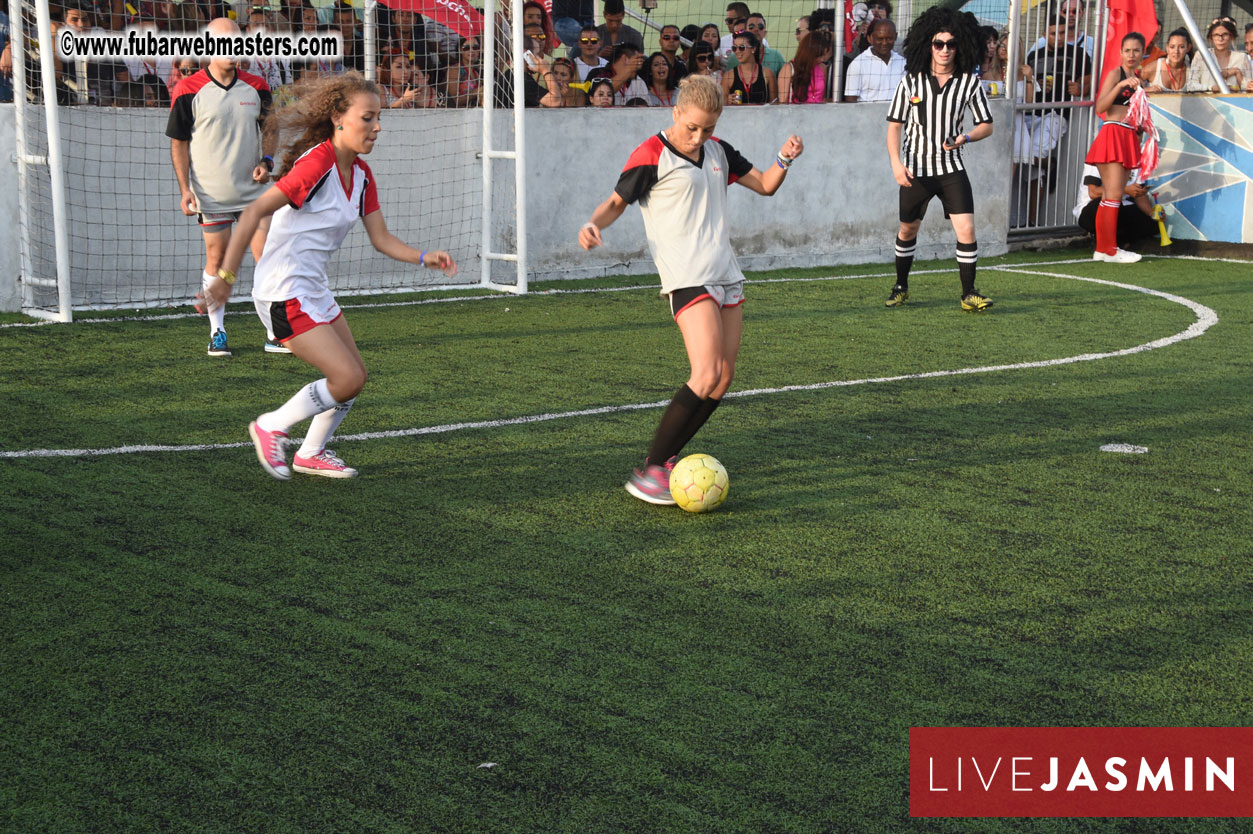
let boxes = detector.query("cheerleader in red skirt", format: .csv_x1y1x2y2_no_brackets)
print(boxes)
1086,32,1150,264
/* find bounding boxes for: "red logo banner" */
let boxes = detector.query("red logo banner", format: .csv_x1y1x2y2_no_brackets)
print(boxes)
911,728,1253,817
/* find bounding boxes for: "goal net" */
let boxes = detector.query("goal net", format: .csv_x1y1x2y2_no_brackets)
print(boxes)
10,0,514,316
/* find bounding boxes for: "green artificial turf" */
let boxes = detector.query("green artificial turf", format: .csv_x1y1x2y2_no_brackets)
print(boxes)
2,250,1250,833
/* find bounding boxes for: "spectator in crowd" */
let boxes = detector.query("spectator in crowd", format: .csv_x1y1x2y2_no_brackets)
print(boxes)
597,0,643,60
978,25,1000,80
588,42,647,105
795,15,809,45
492,33,563,108
168,16,276,356
1026,14,1091,123
722,31,775,104
574,24,607,80
380,50,421,108
1246,22,1253,59
523,1,557,51
1030,0,1095,58
548,56,587,106
551,0,594,49
0,6,11,103
1187,17,1250,92
657,24,687,80
387,8,429,67
724,13,784,75
1144,28,1190,93
643,51,678,106
843,18,903,102
700,23,724,70
446,35,482,108
991,33,1053,225
688,41,722,85
851,1,893,57
777,29,834,103
247,6,295,89
59,4,117,105
333,2,364,72
1073,163,1157,247
1140,29,1165,70
719,2,751,57
116,19,174,98
587,76,614,106
525,22,554,62
679,24,701,60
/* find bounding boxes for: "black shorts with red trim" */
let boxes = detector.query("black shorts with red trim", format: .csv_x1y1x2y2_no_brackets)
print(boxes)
899,170,976,223
668,281,746,319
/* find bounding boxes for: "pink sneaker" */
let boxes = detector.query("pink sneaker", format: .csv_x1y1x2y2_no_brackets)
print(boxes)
624,463,677,506
292,449,359,479
248,421,291,480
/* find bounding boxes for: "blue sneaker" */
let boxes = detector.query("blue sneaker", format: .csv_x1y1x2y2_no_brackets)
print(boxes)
264,337,292,354
208,329,231,357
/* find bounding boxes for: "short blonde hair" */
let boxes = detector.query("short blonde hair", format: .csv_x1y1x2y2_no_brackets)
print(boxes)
675,74,723,116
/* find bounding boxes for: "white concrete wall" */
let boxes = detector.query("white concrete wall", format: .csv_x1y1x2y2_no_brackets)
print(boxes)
523,98,1014,281
0,100,1014,312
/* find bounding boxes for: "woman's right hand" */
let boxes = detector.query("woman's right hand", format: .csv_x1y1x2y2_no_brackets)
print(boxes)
579,222,602,250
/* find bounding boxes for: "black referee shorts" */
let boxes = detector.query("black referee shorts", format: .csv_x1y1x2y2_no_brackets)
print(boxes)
899,170,975,223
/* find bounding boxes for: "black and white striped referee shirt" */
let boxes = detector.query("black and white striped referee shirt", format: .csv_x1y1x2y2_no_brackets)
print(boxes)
886,72,993,176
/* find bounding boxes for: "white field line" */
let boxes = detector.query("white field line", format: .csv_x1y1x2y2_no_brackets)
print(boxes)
0,267,1218,460
0,257,1104,329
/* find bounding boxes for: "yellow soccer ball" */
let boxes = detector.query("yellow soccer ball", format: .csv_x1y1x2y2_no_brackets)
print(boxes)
669,454,729,513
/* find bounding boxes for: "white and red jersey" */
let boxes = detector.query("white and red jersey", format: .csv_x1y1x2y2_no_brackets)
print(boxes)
252,140,381,302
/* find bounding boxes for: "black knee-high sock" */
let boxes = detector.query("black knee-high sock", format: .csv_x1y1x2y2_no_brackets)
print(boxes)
645,385,703,467
672,396,721,459
956,241,979,296
895,236,916,288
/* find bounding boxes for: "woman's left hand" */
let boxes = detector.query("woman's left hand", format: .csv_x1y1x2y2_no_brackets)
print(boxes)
780,135,804,161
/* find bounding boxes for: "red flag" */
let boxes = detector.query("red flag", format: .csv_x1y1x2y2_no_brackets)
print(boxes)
1101,0,1159,84
377,0,485,40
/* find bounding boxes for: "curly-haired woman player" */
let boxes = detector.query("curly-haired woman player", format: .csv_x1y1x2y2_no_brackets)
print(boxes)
204,71,457,480
884,7,994,311
579,74,803,505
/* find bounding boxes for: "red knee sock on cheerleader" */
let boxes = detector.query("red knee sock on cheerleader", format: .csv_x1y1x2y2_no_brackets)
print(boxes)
1096,200,1121,256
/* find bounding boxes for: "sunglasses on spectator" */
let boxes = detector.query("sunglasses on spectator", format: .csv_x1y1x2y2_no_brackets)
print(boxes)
579,37,599,44
732,44,752,51
461,42,480,50
746,23,764,31
932,39,957,50
695,54,712,62
529,33,546,40
1212,17,1235,25
795,27,807,35
660,34,679,41
178,67,197,75
725,17,745,26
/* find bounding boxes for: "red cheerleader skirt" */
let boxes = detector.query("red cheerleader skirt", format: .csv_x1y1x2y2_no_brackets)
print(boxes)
1085,121,1142,168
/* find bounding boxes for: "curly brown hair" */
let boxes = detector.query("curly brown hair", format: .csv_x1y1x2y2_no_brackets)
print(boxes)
265,71,382,179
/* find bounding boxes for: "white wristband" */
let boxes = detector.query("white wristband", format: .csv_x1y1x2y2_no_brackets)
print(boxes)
582,222,598,232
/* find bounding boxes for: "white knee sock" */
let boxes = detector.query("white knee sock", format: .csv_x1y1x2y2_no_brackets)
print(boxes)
202,271,226,333
297,398,356,458
256,379,340,433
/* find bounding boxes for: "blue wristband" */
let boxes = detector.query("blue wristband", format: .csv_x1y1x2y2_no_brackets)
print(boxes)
419,250,427,265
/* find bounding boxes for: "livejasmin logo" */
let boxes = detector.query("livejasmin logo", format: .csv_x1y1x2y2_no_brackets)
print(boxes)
928,754,1235,793
910,728,1253,818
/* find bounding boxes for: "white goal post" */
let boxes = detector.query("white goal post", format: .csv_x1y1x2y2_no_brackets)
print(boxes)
10,0,528,321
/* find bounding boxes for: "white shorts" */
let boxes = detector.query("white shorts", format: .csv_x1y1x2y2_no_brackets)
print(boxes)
253,292,342,344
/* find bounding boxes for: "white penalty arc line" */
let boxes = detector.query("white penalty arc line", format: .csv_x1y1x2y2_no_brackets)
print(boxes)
0,269,1218,461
